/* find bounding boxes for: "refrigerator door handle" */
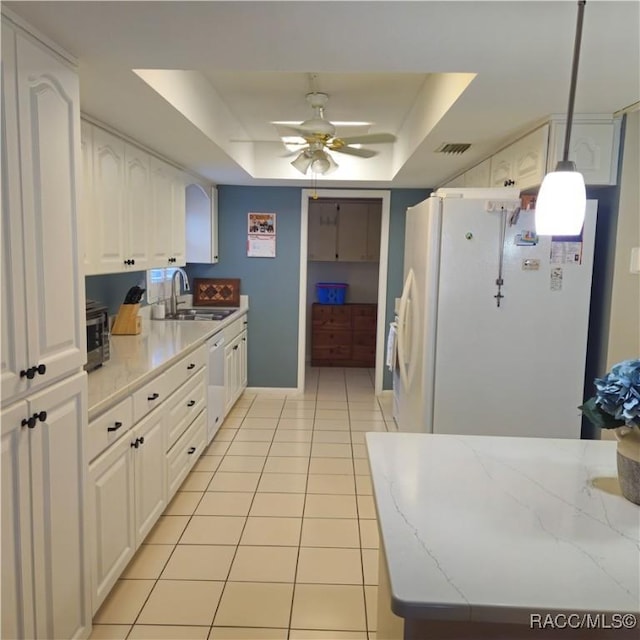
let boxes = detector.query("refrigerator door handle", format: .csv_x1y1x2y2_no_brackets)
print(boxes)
397,269,414,389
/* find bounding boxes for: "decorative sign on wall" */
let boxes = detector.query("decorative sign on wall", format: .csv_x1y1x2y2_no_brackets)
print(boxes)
247,212,276,257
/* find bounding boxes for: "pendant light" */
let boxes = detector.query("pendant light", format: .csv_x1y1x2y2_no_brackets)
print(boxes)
535,0,587,236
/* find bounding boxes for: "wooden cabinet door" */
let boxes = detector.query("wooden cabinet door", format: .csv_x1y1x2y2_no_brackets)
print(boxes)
91,126,127,273
1,400,35,640
88,428,136,613
133,410,166,546
28,373,90,640
1,23,29,404
337,202,368,261
366,205,382,261
308,201,337,261
124,143,151,271
150,157,174,267
15,30,86,390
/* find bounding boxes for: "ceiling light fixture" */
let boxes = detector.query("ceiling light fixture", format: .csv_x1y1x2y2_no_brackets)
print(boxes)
535,0,587,236
291,147,338,175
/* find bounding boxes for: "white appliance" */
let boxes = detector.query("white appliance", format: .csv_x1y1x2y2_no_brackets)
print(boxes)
394,188,597,439
207,334,225,443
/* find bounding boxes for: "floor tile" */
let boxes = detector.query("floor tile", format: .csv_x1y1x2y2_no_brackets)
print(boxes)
297,547,363,584
277,418,314,430
226,441,271,456
233,428,275,442
350,421,387,433
240,517,302,546
362,549,379,585
263,456,309,474
315,409,349,421
93,579,155,624
359,519,380,549
289,631,367,640
365,586,377,631
209,628,288,640
161,545,235,581
300,518,360,548
353,459,371,475
304,494,358,518
121,544,173,579
240,417,279,429
313,419,350,431
257,472,307,493
228,545,298,582
309,457,354,475
290,584,367,631
357,495,377,519
350,432,366,444
193,455,223,472
137,580,223,626
205,440,231,456
280,408,315,419
250,492,305,517
348,410,384,422
355,474,373,495
214,582,294,628
144,516,190,545
307,474,355,495
128,625,210,639
88,624,131,640
180,471,214,491
311,443,353,458
214,428,237,442
217,455,266,473
180,516,245,545
219,416,243,429
207,471,260,492
273,429,313,443
269,441,312,457
195,492,253,516
315,400,348,410
164,492,202,516
312,430,351,444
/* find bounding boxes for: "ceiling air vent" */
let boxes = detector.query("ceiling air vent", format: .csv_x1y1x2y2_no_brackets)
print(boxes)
435,143,472,155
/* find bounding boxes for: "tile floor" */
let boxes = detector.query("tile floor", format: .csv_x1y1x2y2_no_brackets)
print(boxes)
90,367,395,640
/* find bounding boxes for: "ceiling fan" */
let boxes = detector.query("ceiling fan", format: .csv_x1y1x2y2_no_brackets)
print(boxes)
284,92,396,175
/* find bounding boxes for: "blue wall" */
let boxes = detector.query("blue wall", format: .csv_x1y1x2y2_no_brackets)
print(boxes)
86,270,148,316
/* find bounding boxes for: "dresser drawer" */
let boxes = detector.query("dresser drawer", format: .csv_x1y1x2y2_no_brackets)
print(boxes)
353,331,376,347
312,304,351,331
164,343,207,395
87,396,134,462
132,372,170,423
167,410,207,498
313,330,351,347
165,369,207,451
312,345,351,361
352,345,376,364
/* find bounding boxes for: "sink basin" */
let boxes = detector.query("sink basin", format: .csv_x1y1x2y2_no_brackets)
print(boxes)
164,308,237,321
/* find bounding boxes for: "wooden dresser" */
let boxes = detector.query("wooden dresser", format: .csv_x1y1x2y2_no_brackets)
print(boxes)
311,303,377,367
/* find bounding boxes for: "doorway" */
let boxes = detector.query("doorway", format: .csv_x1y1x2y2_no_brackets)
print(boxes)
297,189,391,395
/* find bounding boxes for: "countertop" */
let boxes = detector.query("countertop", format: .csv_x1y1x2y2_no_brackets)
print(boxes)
366,433,640,624
87,302,248,420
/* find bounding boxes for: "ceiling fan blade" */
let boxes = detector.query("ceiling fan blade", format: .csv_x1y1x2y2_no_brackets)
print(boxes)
330,146,378,158
336,133,396,145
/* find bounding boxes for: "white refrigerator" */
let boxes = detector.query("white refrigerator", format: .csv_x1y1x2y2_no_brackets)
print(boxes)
394,188,597,439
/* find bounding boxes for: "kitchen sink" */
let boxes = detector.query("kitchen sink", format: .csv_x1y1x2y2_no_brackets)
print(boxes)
164,308,237,321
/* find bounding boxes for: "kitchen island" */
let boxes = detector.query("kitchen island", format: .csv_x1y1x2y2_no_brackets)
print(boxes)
366,433,640,639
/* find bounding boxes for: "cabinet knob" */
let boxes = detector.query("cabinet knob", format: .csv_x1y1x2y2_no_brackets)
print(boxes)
20,366,37,380
131,439,139,449
187,446,196,455
187,363,195,370
139,436,144,445
233,345,239,351
214,255,218,260
187,400,196,407
34,411,47,423
147,393,159,401
21,416,36,429
36,364,46,376
107,421,123,432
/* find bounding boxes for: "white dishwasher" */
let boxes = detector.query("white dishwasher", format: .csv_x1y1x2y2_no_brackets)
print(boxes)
207,334,225,443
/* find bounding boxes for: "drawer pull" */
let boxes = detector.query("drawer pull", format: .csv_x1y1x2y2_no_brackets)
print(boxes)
107,421,123,432
187,363,196,370
131,439,139,449
187,446,196,455
233,345,239,351
21,416,36,429
147,393,159,401
187,400,196,407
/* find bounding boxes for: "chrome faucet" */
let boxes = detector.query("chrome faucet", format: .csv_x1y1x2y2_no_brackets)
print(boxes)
169,268,190,317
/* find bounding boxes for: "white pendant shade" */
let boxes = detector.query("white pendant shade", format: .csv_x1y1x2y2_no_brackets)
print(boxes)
535,170,586,235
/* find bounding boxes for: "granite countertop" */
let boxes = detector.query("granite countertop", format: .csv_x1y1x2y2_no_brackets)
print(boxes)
87,303,248,420
366,433,640,624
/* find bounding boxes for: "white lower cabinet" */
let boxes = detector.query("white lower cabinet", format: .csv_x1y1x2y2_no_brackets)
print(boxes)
224,324,248,416
1,373,90,640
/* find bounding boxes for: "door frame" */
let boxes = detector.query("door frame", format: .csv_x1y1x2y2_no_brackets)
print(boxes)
297,188,391,395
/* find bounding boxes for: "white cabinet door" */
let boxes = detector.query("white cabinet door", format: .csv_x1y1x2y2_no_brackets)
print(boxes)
186,183,218,263
366,205,382,262
240,330,248,391
308,201,338,261
489,148,513,187
1,23,29,404
88,429,136,613
133,410,166,546
28,373,90,640
170,170,186,266
224,339,239,415
124,143,152,271
150,157,174,267
337,202,369,261
464,158,491,187
91,126,127,273
80,120,94,274
1,400,35,640
14,29,85,393
511,125,548,190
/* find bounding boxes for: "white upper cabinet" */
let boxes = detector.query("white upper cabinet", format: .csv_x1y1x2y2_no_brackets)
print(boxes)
149,155,174,266
337,202,369,261
308,201,338,261
463,158,491,187
186,183,218,264
124,143,152,270
170,169,186,266
2,23,85,405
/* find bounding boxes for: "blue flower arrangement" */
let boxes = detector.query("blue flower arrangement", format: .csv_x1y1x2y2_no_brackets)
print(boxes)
580,359,640,429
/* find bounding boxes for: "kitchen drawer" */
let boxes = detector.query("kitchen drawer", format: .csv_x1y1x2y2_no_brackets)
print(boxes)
312,345,351,361
87,396,134,462
353,331,376,347
313,330,351,347
223,314,247,343
132,372,170,423
164,343,207,395
166,409,207,498
165,369,207,451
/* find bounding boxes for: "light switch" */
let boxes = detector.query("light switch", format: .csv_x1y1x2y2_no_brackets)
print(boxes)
630,247,640,274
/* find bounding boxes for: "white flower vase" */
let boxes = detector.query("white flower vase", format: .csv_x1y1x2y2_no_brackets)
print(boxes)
614,425,640,505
